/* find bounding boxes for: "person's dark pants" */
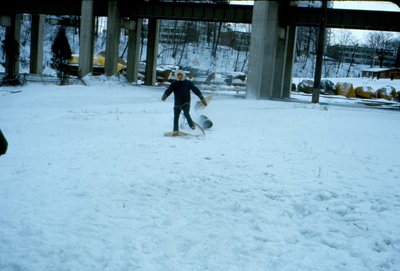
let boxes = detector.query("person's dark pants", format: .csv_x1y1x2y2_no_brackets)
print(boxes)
173,103,194,131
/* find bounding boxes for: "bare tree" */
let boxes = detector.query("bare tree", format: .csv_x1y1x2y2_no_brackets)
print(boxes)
365,31,393,50
365,32,394,67
346,45,357,77
334,30,356,75
51,27,72,85
394,37,400,67
295,26,318,73
336,29,356,46
211,22,222,58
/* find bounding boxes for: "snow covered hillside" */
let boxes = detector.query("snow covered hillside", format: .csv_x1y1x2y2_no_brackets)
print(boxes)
1,76,399,270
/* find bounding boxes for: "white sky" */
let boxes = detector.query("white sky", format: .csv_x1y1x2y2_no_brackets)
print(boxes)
230,0,400,11
332,1,400,11
229,0,253,5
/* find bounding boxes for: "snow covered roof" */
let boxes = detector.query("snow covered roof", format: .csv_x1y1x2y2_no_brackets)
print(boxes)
361,67,400,72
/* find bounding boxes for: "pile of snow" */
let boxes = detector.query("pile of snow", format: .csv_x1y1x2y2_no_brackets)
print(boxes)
1,78,400,270
355,86,375,99
324,77,400,91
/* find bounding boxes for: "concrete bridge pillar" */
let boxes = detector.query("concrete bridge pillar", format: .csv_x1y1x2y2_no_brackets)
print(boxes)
273,25,297,99
144,18,159,86
79,0,95,77
273,27,287,99
125,19,141,83
247,1,295,99
282,26,297,98
30,15,45,74
105,0,121,76
4,14,21,79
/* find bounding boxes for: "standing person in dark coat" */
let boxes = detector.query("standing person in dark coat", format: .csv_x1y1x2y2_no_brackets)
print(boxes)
162,70,207,133
0,129,8,156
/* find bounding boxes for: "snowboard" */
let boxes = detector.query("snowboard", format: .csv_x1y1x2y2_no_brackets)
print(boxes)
193,93,215,129
197,114,213,129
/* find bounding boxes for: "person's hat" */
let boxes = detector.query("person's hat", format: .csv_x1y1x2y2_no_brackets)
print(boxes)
176,70,186,81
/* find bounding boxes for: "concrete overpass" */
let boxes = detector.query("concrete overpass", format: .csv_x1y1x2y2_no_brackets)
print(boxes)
1,0,400,99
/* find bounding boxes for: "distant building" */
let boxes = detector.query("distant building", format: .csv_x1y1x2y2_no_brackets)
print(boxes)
158,20,200,44
157,20,250,51
361,67,400,79
327,45,397,67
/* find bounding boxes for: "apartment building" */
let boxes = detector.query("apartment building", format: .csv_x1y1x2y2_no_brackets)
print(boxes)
327,45,397,67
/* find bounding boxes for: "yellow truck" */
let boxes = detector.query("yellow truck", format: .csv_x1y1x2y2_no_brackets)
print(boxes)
69,51,126,76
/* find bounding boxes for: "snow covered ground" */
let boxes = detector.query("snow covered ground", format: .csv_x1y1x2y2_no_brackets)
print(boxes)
1,76,400,271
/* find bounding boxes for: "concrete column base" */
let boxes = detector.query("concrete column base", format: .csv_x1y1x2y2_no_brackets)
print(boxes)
30,15,45,74
79,0,95,78
144,18,159,86
125,19,141,83
247,1,295,100
105,0,121,76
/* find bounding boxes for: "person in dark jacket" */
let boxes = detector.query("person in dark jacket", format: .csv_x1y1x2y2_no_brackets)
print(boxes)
0,129,8,156
162,70,207,133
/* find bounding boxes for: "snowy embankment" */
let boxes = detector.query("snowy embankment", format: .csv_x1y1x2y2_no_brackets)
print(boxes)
0,76,399,270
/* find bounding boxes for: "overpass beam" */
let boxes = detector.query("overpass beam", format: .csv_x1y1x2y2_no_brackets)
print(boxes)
105,0,121,76
79,0,95,78
30,15,45,74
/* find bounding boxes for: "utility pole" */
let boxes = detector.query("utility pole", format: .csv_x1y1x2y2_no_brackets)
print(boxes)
312,0,328,104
